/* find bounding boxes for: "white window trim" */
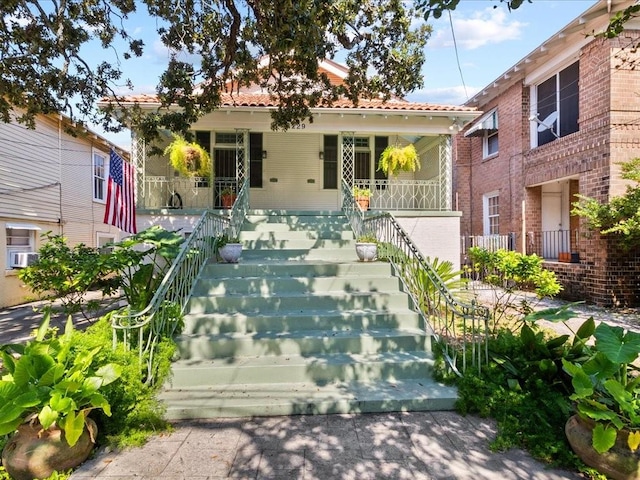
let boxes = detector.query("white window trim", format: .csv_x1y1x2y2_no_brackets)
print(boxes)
6,227,38,269
483,129,499,159
93,148,108,203
482,191,499,236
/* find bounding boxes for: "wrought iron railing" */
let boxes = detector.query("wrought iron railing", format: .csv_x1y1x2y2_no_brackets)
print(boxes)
461,233,516,255
343,180,489,374
526,229,577,260
351,178,446,211
228,180,249,238
111,210,231,383
140,176,240,210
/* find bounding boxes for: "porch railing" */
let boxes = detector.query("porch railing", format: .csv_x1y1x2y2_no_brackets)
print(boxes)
111,210,230,383
352,179,446,211
461,233,516,255
140,176,239,210
526,229,577,260
342,180,489,374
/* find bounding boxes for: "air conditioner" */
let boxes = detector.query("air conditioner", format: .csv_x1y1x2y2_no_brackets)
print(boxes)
10,252,39,268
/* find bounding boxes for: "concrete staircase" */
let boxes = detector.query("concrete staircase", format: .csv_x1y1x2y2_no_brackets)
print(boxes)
160,210,457,419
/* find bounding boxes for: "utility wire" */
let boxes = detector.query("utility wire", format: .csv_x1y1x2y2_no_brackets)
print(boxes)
448,10,468,102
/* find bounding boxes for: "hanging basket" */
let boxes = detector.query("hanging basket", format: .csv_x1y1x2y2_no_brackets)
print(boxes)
377,144,420,177
164,135,212,178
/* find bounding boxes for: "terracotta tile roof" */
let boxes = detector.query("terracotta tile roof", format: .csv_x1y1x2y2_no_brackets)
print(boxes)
114,92,477,113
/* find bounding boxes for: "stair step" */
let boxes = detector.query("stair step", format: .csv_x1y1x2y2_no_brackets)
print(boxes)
159,378,458,419
241,238,355,250
167,351,436,387
240,248,360,262
174,328,430,360
187,291,413,314
191,275,402,296
182,310,424,335
202,261,393,278
240,230,355,241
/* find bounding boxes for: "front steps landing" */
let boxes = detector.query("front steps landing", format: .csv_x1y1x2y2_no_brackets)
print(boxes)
160,210,456,419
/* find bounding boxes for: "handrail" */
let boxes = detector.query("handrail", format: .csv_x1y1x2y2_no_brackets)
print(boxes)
341,179,489,374
228,180,249,238
111,210,231,383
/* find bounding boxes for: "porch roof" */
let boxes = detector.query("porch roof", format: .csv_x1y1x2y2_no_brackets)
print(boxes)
114,92,477,115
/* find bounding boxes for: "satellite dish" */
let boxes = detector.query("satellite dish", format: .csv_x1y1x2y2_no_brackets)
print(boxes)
537,111,558,132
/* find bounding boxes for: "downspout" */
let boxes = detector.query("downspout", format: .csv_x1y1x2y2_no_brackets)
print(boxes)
58,115,63,236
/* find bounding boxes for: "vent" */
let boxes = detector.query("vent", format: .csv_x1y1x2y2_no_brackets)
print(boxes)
10,252,39,268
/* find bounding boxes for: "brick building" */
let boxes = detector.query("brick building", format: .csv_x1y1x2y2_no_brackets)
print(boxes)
454,0,640,307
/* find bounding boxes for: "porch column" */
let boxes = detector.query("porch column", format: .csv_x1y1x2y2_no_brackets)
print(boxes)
235,129,249,191
340,131,355,184
131,131,146,208
439,135,452,211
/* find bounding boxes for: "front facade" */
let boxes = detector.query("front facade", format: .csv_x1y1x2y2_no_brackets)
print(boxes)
455,0,640,306
0,112,128,307
124,60,480,268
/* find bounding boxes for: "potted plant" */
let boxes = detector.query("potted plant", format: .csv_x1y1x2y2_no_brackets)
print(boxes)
562,322,640,480
220,187,236,209
0,312,122,480
355,232,378,262
377,144,420,177
352,185,372,211
215,232,243,263
163,134,212,178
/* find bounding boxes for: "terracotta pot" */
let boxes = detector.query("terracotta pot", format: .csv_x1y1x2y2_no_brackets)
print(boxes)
565,414,640,480
355,242,377,262
219,243,242,263
221,194,236,209
356,197,370,211
2,418,96,480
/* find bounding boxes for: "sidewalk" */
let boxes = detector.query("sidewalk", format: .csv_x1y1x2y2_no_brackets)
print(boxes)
70,412,582,480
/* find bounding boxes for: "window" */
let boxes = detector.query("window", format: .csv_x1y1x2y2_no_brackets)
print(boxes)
323,135,338,189
6,224,39,268
97,234,116,254
354,137,371,181
249,133,263,188
374,136,389,188
533,61,579,147
93,150,107,202
194,131,212,187
484,129,499,158
483,193,499,235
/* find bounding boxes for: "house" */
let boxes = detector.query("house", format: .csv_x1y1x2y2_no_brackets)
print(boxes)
454,0,640,306
115,59,480,268
0,111,129,307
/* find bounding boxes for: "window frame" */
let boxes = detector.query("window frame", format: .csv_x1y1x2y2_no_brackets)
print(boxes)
92,149,108,203
6,227,37,268
483,191,500,236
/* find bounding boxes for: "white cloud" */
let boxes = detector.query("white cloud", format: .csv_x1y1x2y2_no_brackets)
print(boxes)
429,8,526,50
408,85,480,106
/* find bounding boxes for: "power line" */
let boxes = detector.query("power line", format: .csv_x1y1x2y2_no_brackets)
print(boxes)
448,10,468,102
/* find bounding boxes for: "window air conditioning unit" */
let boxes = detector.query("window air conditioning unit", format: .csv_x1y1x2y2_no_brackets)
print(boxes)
10,252,39,268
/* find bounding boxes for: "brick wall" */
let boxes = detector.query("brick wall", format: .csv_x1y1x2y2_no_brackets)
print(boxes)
456,33,640,306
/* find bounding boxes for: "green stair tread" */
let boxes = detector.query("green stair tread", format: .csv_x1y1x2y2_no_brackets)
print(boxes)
159,379,457,418
176,327,427,342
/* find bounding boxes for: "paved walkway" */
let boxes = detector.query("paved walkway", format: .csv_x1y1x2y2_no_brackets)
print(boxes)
70,412,581,480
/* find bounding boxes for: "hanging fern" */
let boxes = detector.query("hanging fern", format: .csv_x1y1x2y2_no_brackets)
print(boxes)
377,144,420,177
164,135,212,178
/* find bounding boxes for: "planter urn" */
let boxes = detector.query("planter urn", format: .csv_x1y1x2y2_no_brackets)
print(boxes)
219,243,243,263
565,414,640,480
355,242,377,262
2,419,97,480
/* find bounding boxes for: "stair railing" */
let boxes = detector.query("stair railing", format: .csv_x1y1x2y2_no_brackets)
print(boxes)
341,180,489,374
229,180,249,238
111,210,231,384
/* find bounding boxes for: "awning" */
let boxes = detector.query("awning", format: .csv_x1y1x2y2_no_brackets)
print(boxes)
464,110,498,137
6,223,42,230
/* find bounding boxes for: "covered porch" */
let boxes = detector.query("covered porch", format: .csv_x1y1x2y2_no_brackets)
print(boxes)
130,100,478,215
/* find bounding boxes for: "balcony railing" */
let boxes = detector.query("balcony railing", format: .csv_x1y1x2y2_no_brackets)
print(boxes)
353,179,447,211
526,230,578,260
461,233,516,255
140,176,238,210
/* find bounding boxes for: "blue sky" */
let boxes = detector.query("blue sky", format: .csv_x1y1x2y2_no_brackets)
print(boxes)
96,0,597,149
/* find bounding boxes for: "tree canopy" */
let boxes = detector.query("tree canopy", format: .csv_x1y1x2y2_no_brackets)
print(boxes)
2,0,639,140
1,0,430,139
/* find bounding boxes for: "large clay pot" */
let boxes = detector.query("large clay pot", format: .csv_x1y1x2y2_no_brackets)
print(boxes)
356,197,370,211
2,419,96,480
565,414,640,480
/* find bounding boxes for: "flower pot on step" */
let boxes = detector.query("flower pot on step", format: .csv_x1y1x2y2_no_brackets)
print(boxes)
219,243,243,263
2,418,97,480
355,242,377,262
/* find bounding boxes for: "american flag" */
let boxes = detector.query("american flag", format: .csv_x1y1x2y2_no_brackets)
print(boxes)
103,149,137,234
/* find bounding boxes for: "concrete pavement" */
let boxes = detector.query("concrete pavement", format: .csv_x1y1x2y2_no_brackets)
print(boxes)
69,412,582,480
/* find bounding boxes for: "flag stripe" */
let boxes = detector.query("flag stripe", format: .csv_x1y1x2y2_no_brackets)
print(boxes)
103,149,137,234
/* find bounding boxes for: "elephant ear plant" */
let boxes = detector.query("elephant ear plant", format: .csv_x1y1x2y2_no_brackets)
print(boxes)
562,322,640,454
0,310,122,447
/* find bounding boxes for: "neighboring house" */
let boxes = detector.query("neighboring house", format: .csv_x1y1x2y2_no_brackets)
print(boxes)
114,59,480,269
0,111,129,307
454,0,640,306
